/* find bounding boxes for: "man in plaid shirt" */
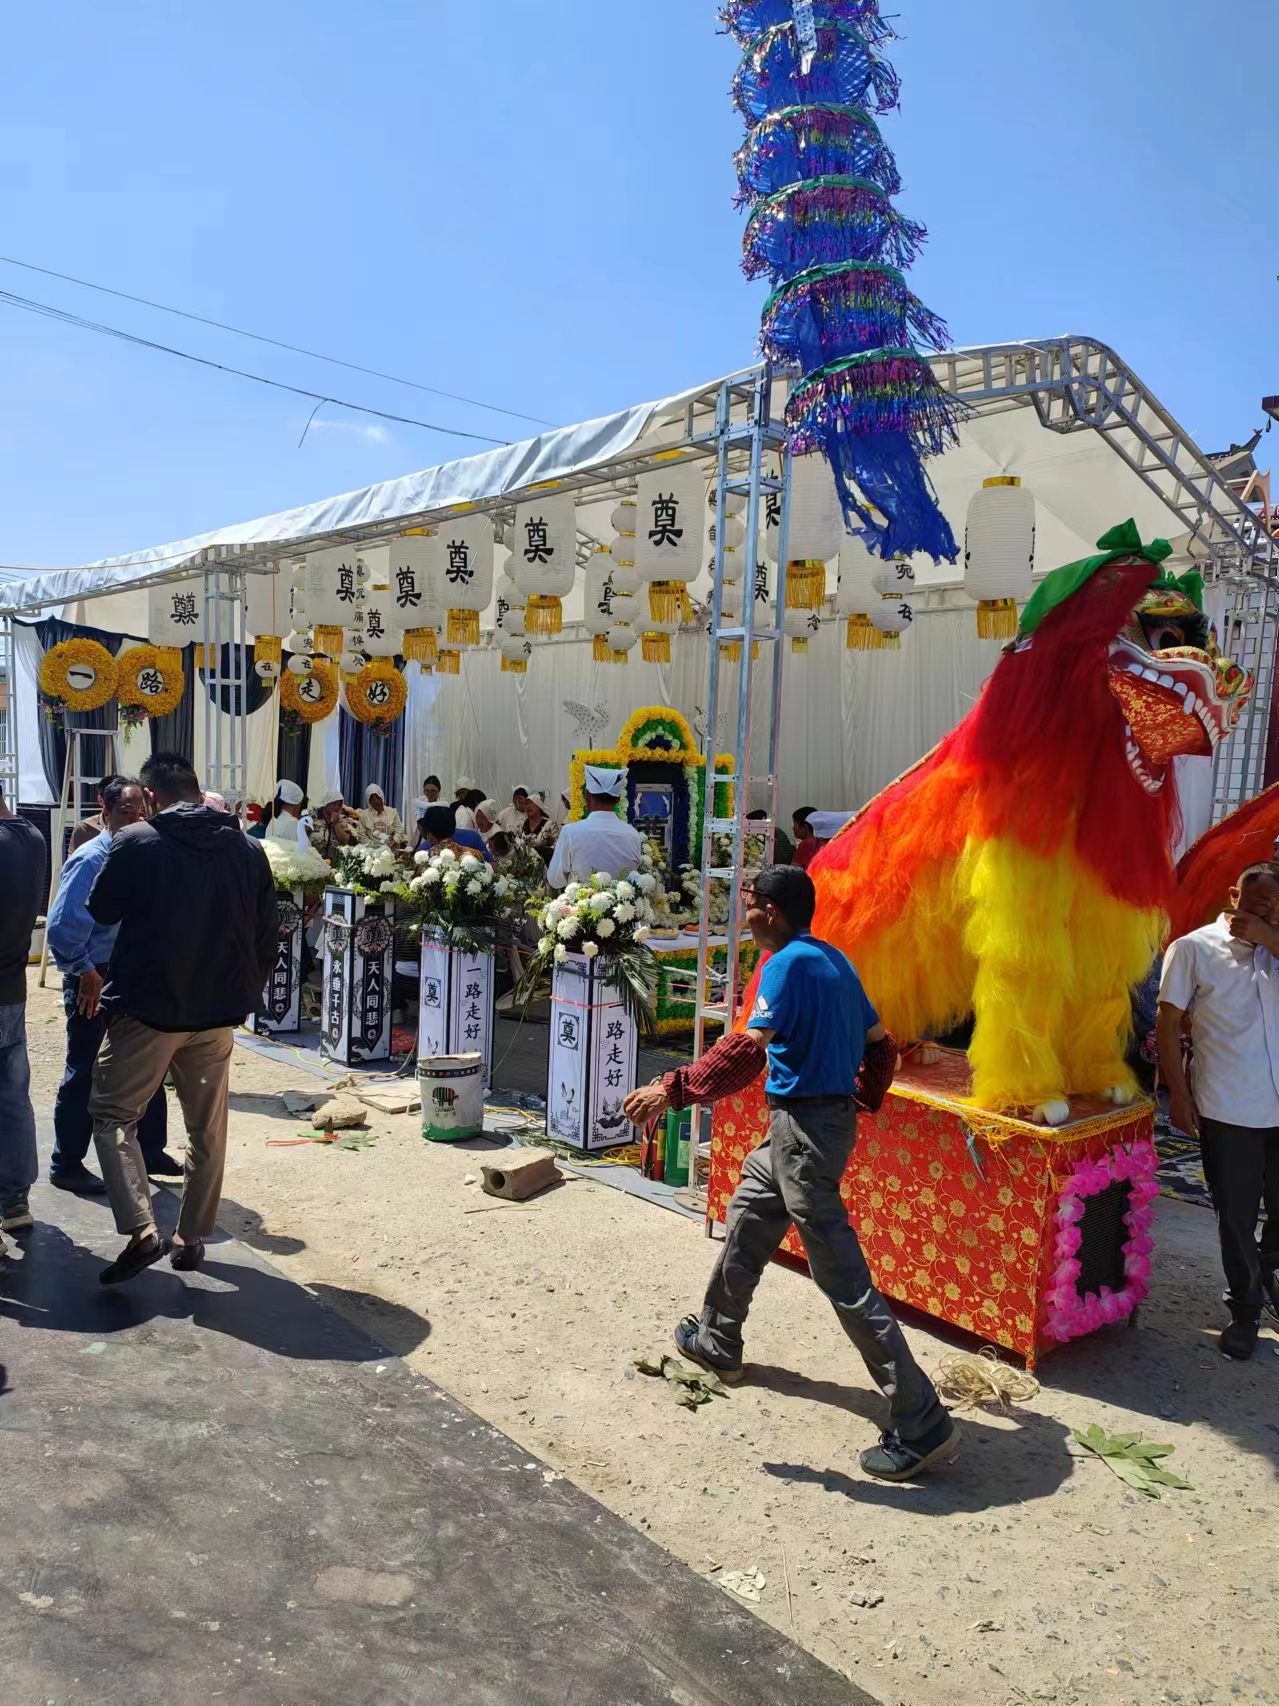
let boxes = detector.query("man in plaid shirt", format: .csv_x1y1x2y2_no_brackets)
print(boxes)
626,864,957,1483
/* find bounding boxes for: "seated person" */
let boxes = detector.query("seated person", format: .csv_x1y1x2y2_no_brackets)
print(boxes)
418,804,492,864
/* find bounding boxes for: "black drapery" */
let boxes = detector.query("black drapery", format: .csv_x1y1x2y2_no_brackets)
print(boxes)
35,615,132,808
199,643,270,718
276,722,311,796
339,707,405,813
148,644,196,763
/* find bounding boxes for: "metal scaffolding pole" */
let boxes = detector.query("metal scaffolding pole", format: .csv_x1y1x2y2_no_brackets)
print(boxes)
200,564,249,807
0,615,17,806
691,369,791,1225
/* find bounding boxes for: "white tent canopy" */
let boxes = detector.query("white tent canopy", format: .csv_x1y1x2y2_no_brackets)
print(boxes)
4,337,1270,832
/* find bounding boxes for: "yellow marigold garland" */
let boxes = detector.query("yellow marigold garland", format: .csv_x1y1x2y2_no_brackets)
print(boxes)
115,645,185,727
345,658,408,732
280,658,339,726
38,639,118,715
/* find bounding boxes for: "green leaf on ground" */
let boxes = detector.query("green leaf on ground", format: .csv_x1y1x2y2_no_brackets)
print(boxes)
633,1354,729,1409
1070,1426,1193,1498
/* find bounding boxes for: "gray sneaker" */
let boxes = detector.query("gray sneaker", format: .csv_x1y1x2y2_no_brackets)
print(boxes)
0,1198,33,1234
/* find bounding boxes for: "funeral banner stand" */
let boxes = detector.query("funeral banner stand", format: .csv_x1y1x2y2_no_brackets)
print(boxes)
547,952,638,1153
321,888,395,1066
252,888,305,1036
418,932,497,1084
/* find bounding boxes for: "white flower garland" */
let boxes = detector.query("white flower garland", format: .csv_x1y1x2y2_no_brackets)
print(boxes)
536,868,658,964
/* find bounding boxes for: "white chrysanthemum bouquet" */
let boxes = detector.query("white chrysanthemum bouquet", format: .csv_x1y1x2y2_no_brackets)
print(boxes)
336,840,411,897
407,846,516,948
524,868,661,1033
261,837,333,898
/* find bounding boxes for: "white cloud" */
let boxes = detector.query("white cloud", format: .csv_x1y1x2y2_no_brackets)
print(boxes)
309,416,390,445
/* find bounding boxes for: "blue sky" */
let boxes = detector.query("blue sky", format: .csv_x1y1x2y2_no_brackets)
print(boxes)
1,0,1276,567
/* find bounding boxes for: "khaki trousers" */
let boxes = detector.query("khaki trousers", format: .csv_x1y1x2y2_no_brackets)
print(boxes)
89,1016,234,1240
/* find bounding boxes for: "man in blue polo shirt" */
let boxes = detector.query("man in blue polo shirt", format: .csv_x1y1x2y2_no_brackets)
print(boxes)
626,864,957,1482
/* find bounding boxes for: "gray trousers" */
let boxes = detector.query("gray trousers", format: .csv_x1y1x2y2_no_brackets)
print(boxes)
698,1096,947,1442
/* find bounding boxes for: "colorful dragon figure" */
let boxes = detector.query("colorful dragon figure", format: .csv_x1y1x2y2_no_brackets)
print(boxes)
809,520,1254,1124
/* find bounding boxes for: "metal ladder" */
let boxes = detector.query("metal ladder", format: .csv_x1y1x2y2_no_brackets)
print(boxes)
38,724,121,986
199,560,250,807
690,368,793,1220
0,615,17,806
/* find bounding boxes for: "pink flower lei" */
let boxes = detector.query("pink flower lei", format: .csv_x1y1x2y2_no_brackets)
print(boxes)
1043,1141,1159,1345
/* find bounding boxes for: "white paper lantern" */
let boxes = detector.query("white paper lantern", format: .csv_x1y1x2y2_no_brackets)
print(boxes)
608,557,640,597
870,593,915,650
710,515,746,554
432,514,494,647
284,628,312,655
636,465,703,623
500,635,531,675
512,495,577,633
836,531,884,650
610,501,638,535
148,579,204,649
287,654,315,677
782,608,815,654
244,571,285,642
872,556,917,598
502,608,527,640
338,650,367,676
764,453,842,611
302,546,361,634
583,552,616,659
356,594,403,659
607,622,638,658
965,476,1035,639
609,592,640,627
495,569,526,617
254,658,279,681
389,535,447,662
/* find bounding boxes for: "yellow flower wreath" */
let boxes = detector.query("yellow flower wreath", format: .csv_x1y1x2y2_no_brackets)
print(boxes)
280,657,340,725
115,645,185,722
345,658,408,728
38,639,118,713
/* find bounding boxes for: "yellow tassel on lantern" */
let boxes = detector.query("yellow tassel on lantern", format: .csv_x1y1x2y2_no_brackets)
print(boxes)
610,649,630,665
157,646,184,670
785,560,827,610
592,634,612,663
500,654,528,675
977,597,1018,640
648,581,686,624
845,614,883,651
718,640,742,663
313,625,343,656
641,632,671,664
447,608,480,647
679,588,695,625
524,594,563,636
254,635,282,667
878,631,903,651
402,629,439,663
437,649,461,675
791,636,809,654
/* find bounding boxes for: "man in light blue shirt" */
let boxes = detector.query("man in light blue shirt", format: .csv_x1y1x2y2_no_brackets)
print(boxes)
46,776,176,1193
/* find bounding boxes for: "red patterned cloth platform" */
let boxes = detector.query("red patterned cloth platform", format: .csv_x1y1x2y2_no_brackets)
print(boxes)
708,1050,1158,1368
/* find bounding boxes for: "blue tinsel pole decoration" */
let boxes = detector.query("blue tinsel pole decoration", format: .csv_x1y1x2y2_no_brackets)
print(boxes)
725,0,965,562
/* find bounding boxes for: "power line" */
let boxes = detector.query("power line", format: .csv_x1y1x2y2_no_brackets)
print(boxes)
0,287,510,447
0,252,554,429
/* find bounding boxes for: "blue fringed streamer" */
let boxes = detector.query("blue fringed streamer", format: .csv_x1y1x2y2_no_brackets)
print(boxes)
743,177,926,280
733,23,901,123
734,105,900,201
760,263,951,371
721,1,897,50
726,0,963,561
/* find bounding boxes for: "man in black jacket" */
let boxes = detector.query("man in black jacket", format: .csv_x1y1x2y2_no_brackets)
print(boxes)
87,752,277,1285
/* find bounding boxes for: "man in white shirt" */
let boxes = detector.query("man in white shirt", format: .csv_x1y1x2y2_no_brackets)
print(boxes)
1158,861,1279,1360
496,787,531,834
547,766,643,890
267,779,311,850
452,777,479,832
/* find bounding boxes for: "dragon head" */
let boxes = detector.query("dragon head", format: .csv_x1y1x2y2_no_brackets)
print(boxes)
1016,523,1254,800
1107,574,1252,796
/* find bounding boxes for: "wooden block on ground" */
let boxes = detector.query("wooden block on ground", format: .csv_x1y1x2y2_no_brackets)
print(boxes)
480,1149,561,1202
358,1088,422,1115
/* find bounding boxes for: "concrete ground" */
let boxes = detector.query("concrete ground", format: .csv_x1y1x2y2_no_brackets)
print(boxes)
9,975,1279,1706
0,1130,868,1706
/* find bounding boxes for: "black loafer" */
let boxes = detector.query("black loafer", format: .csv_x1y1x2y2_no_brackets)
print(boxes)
170,1240,205,1272
49,1167,108,1196
99,1233,172,1287
146,1152,186,1180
